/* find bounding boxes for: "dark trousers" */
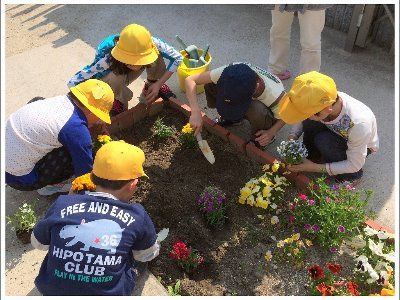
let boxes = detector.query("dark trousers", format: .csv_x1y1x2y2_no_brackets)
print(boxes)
204,83,276,142
302,120,364,181
6,97,75,191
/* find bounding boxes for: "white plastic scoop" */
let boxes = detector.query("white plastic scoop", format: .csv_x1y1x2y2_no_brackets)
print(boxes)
156,228,169,242
196,133,215,164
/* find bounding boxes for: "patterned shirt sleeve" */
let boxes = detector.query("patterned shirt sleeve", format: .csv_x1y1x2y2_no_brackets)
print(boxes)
67,56,112,88
67,34,118,87
152,36,183,73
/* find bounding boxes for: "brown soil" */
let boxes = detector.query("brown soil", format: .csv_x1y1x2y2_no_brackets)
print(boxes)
116,107,354,296
16,229,33,245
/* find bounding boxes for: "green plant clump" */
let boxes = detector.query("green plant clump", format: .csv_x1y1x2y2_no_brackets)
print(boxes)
7,202,38,232
153,117,175,139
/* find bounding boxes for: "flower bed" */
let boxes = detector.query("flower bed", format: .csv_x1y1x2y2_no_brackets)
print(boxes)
110,102,395,296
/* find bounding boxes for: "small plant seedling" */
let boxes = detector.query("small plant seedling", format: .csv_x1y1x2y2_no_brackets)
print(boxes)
7,202,37,233
153,117,175,139
167,280,181,296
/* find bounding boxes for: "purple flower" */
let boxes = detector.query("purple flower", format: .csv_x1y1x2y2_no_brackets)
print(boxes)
330,247,338,253
337,225,346,233
312,224,319,232
331,184,339,191
304,224,312,231
308,199,315,206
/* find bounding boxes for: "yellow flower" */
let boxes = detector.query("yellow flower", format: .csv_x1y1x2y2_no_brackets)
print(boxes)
296,240,305,248
238,195,246,204
97,134,112,144
251,185,261,194
305,239,313,247
260,178,273,186
265,251,272,261
181,123,193,134
71,173,96,192
262,186,272,198
240,187,252,199
293,248,300,255
272,162,280,173
257,199,269,209
277,241,285,248
271,216,279,225
247,195,255,206
292,233,301,241
380,288,395,296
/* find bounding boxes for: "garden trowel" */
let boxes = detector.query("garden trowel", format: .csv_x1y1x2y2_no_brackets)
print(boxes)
175,35,200,60
195,133,215,164
156,228,169,242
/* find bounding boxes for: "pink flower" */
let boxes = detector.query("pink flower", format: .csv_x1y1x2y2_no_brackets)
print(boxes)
308,199,315,206
299,194,308,201
289,215,295,223
330,247,338,253
312,224,319,232
345,184,355,190
325,197,331,203
289,203,296,211
337,225,346,233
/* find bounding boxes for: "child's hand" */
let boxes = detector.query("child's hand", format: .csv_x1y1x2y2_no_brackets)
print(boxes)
255,129,275,146
145,81,162,104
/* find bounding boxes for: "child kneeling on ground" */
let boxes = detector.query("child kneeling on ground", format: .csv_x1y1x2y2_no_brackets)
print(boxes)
31,141,159,296
279,71,379,183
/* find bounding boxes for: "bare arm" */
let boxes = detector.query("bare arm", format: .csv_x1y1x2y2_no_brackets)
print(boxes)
185,71,213,135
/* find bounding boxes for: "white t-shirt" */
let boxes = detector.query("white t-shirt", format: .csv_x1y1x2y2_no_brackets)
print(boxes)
209,62,285,119
289,91,379,175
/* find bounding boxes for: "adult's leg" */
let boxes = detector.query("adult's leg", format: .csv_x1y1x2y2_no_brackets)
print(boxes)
298,9,325,74
268,8,294,74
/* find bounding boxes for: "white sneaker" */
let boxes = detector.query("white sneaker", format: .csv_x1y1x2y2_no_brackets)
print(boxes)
37,183,71,196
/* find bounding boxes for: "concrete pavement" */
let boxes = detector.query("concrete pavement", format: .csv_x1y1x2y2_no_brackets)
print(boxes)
4,3,396,296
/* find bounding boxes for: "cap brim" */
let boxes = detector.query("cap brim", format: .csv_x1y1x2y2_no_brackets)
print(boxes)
70,86,112,124
278,94,310,125
111,47,158,66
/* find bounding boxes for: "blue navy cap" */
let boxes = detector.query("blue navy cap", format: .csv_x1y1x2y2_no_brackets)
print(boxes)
216,64,257,121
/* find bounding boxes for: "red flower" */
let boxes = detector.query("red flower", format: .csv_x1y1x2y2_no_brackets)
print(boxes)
316,282,334,296
169,241,190,261
308,265,325,280
346,281,360,296
326,262,342,274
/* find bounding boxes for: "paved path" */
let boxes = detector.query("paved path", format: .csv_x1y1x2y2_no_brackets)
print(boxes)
4,4,396,296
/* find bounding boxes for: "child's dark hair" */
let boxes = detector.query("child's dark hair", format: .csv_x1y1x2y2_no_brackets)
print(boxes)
91,173,132,190
108,36,132,75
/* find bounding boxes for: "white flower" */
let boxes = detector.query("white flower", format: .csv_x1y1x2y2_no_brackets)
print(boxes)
270,203,277,210
270,235,277,241
381,252,396,263
364,226,379,236
270,216,279,225
355,256,379,283
368,239,384,256
377,231,395,240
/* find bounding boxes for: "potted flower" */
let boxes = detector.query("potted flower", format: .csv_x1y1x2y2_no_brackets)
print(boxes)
7,203,38,244
276,140,308,165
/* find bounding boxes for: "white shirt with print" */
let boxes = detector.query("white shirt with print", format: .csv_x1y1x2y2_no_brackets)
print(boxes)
289,91,379,175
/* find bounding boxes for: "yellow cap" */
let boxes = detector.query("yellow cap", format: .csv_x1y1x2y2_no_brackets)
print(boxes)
111,24,159,66
70,79,114,124
278,71,337,124
93,141,148,180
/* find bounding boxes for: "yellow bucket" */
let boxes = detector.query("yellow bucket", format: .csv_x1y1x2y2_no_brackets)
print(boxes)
177,49,212,94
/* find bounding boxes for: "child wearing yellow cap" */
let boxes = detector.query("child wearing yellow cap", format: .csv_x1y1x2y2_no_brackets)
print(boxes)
5,79,114,195
278,71,379,182
68,24,182,116
31,141,161,296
